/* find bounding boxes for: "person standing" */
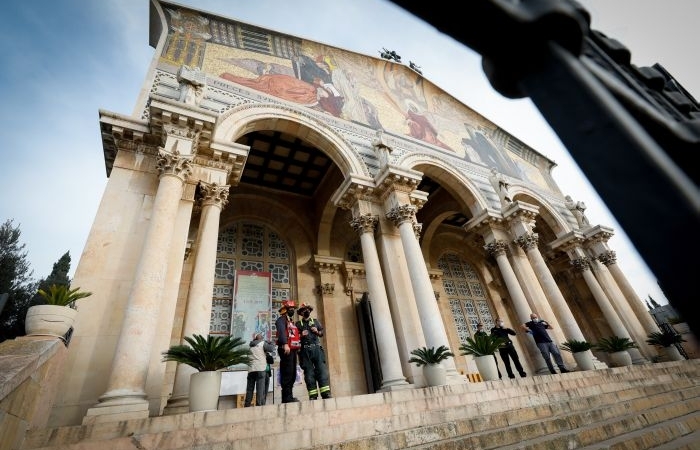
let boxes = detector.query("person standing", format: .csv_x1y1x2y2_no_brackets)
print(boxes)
475,322,502,379
490,318,527,379
522,313,570,374
296,303,332,399
244,332,275,406
276,300,301,403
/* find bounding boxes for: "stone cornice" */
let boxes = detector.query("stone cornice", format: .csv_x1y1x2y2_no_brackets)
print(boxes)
583,225,615,243
312,255,344,274
548,230,586,252
462,209,505,234
503,200,540,222
331,176,376,210
149,96,218,154
373,166,423,198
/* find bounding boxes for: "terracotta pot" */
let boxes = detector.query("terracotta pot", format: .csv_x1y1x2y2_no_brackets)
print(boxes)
25,304,77,338
423,363,446,386
474,355,500,381
189,371,222,412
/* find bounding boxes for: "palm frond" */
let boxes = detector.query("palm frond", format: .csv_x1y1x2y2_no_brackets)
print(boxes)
408,345,454,367
162,334,252,372
560,339,594,353
594,335,637,353
458,334,507,357
646,331,685,347
37,284,93,307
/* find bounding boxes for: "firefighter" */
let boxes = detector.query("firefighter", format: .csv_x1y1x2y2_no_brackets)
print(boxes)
276,300,300,403
296,303,332,399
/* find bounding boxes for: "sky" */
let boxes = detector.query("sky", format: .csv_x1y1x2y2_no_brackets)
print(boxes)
1,0,697,307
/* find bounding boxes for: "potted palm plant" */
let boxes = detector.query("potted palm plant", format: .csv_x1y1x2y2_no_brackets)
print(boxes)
408,345,454,387
162,334,252,412
458,334,507,381
594,336,637,367
560,339,595,371
646,330,686,361
25,284,93,339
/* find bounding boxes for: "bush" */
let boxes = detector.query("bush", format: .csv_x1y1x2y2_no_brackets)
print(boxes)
594,336,637,353
646,330,685,348
560,339,594,353
458,334,507,357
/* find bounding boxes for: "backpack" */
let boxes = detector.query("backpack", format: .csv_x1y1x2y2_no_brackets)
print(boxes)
286,319,301,350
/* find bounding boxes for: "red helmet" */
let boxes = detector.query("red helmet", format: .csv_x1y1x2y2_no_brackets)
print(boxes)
279,300,296,312
298,303,314,313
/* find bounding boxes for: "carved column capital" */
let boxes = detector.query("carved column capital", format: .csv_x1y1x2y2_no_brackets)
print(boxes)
570,257,592,273
157,149,192,181
316,283,335,296
198,181,229,209
350,214,378,234
484,240,508,257
597,250,617,266
514,232,539,251
413,222,423,240
386,204,417,227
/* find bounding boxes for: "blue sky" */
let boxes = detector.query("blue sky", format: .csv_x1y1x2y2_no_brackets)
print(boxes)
1,0,697,306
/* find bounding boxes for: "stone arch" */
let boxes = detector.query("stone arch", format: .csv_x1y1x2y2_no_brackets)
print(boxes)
213,102,369,178
398,153,490,215
509,189,572,237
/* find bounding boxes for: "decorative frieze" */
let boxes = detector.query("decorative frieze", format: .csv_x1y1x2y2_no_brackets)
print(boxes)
316,283,335,296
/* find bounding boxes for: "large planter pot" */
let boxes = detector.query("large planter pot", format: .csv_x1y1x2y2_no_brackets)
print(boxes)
189,371,222,412
423,363,446,387
572,350,595,371
25,304,77,338
661,345,685,361
609,350,632,367
474,355,499,381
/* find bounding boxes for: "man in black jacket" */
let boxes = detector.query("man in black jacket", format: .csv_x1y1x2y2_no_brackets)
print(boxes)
491,318,527,378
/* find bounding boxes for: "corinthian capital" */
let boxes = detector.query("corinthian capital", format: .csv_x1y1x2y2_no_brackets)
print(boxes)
514,233,539,251
570,257,591,272
484,240,508,257
199,181,230,208
350,214,378,234
597,250,617,266
386,204,416,227
157,149,192,181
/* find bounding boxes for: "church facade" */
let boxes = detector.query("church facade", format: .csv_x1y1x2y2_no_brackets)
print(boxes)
49,0,661,427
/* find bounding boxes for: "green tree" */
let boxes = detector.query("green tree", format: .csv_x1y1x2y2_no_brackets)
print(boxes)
0,219,37,342
32,251,71,305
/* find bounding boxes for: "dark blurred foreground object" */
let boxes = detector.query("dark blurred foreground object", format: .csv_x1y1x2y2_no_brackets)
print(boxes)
389,0,699,335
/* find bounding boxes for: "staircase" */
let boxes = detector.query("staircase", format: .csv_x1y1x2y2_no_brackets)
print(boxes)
22,360,700,450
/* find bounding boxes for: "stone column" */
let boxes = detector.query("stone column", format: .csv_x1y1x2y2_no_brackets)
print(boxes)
598,250,659,334
313,257,344,394
571,257,645,363
164,181,229,414
514,233,586,342
88,149,192,418
386,205,460,380
484,240,547,373
350,214,408,389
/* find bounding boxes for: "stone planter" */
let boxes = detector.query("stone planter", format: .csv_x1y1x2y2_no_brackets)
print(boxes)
572,350,595,371
474,355,499,381
609,350,632,367
661,345,685,361
189,371,222,412
423,363,446,387
25,305,77,338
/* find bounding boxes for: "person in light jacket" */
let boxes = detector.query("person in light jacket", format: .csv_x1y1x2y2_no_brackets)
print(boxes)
244,332,276,406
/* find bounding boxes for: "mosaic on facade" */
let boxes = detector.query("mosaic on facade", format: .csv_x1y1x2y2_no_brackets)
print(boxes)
159,5,553,191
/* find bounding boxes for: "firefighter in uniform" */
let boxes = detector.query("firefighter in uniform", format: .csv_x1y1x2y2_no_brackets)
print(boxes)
276,300,300,403
296,303,332,399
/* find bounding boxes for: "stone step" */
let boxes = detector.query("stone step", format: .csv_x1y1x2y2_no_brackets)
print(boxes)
22,361,700,450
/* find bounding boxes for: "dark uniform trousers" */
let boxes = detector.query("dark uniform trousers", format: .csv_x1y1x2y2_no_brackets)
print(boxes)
299,343,331,399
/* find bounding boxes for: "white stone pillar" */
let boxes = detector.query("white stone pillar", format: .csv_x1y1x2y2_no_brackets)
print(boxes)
599,250,659,334
89,149,191,417
484,240,548,374
515,234,586,342
350,214,408,389
386,205,460,381
164,181,229,413
572,257,645,364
